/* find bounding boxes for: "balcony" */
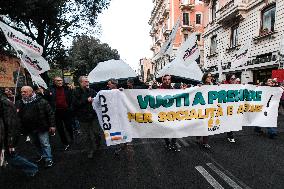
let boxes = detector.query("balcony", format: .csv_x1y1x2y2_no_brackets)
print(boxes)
162,3,170,17
149,30,156,37
180,1,194,10
163,28,171,37
150,45,156,51
216,0,247,25
155,39,162,46
181,24,194,32
158,16,165,24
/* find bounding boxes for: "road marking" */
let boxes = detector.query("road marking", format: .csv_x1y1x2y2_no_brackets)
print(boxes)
205,160,252,189
178,138,189,147
185,138,252,189
206,163,242,189
195,166,224,189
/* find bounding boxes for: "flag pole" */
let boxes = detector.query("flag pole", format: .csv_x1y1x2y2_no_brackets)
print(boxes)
13,65,21,104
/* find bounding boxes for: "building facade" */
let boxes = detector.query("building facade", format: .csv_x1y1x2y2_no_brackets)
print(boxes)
203,0,284,83
149,0,205,76
139,58,154,82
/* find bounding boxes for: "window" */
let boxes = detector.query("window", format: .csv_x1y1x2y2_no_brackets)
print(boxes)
212,0,217,21
196,14,202,24
183,13,189,25
230,25,239,47
184,34,188,41
196,34,201,41
261,4,276,34
182,0,189,4
210,35,217,54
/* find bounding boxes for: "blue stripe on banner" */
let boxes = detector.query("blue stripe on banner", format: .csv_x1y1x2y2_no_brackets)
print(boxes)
110,132,122,136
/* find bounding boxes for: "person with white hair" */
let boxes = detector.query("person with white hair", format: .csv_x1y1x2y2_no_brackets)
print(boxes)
72,76,102,159
17,86,56,168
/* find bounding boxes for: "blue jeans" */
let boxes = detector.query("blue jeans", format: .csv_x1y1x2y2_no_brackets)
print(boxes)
7,153,38,176
30,131,52,162
72,119,80,131
254,127,277,136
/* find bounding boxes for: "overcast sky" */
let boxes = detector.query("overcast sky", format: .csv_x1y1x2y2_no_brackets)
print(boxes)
98,0,153,71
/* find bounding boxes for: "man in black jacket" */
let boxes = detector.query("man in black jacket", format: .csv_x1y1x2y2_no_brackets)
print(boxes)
17,86,56,168
0,93,38,176
72,76,101,159
49,77,73,150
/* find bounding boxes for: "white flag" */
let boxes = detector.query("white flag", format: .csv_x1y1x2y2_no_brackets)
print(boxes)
0,21,49,88
156,33,202,81
231,43,250,68
19,51,50,75
152,18,180,61
176,32,200,66
0,21,50,74
30,74,48,89
0,21,43,55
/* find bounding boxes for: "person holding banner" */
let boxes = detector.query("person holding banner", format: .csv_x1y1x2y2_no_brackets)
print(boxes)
107,78,130,155
254,78,278,139
72,76,102,159
159,74,181,152
222,74,237,143
196,73,212,149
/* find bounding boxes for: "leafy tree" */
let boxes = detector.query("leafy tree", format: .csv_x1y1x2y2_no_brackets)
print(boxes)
68,35,120,81
0,0,110,63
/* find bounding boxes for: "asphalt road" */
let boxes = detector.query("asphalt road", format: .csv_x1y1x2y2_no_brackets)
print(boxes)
1,112,284,189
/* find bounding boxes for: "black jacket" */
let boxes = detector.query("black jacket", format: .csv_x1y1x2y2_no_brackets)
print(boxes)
0,95,20,150
72,87,97,122
17,95,56,133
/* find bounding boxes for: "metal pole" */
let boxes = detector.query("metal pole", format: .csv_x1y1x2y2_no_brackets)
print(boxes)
13,66,21,104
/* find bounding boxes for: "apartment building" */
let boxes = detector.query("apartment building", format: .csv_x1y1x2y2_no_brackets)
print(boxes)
149,0,205,76
203,0,284,83
139,58,154,82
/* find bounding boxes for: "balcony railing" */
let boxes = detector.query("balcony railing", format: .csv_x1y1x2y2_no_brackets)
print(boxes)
155,39,162,46
158,16,165,24
163,28,171,37
149,30,156,37
150,45,156,51
180,0,194,10
181,24,194,32
216,0,247,24
162,3,170,17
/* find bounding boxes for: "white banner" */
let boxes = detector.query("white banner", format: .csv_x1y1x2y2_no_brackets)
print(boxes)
0,21,49,87
93,85,283,146
231,43,250,68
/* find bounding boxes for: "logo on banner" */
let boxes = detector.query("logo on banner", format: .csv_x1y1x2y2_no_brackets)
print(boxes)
7,31,41,53
22,54,42,71
183,43,198,61
105,132,127,141
99,95,112,130
208,118,220,131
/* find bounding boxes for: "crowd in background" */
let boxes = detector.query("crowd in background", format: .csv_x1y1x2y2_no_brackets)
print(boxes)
0,73,283,178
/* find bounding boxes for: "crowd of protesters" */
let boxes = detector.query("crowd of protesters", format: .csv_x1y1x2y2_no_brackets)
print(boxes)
0,73,283,178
